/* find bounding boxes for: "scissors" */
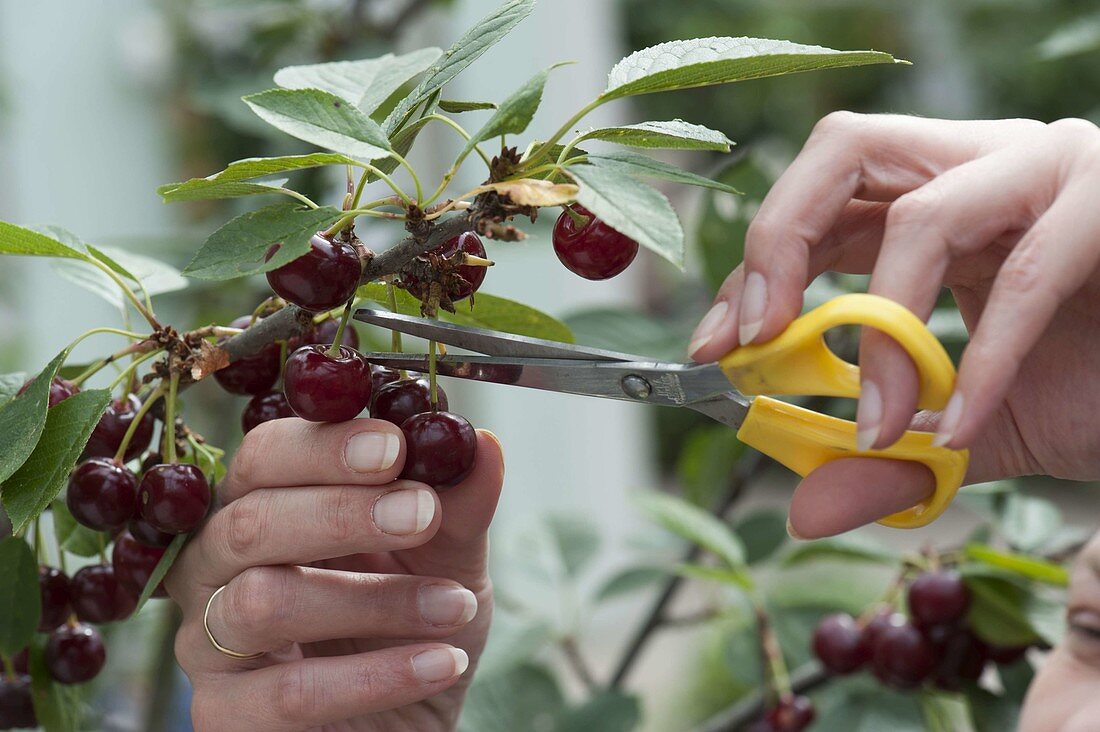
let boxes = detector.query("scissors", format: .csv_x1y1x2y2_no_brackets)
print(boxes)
355,293,969,529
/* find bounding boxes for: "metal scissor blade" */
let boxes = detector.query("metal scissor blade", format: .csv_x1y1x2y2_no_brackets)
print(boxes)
362,353,745,412
354,308,644,361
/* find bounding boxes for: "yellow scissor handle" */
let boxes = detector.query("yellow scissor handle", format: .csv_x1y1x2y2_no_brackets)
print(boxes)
718,293,968,528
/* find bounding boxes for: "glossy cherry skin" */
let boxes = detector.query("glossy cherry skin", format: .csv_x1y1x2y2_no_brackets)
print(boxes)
0,675,36,729
871,620,939,689
266,232,362,312
283,345,372,423
82,393,156,461
242,391,296,434
371,365,402,394
213,316,282,396
67,458,139,532
70,564,137,623
401,411,477,487
19,376,80,407
552,205,639,280
127,515,176,548
402,231,488,302
139,463,211,534
38,566,72,632
860,609,902,654
112,530,167,596
371,378,448,427
812,613,868,675
307,317,360,350
908,570,971,628
46,624,107,685
932,628,988,691
765,695,816,732
987,643,1029,665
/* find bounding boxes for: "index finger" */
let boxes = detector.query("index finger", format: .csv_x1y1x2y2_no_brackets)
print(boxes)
219,417,406,504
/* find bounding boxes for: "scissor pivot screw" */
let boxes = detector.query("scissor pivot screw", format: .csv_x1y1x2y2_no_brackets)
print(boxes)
621,374,652,401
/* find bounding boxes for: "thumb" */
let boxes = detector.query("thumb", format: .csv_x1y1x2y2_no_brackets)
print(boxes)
787,404,1033,539
396,430,504,589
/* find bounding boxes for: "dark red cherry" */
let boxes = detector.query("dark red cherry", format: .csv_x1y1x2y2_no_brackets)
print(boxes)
241,391,295,434
127,515,175,548
0,675,36,729
812,613,868,675
307,317,360,350
266,232,361,312
138,464,210,534
371,378,447,426
213,316,282,396
401,231,488,302
82,393,156,461
370,365,402,395
38,566,71,632
933,628,988,691
401,411,476,488
140,452,163,475
112,530,167,596
19,377,79,407
283,345,372,423
871,620,939,689
908,570,971,628
552,204,639,280
744,720,776,732
67,458,139,531
859,609,902,655
70,564,137,623
987,643,1029,665
45,624,106,685
765,695,816,732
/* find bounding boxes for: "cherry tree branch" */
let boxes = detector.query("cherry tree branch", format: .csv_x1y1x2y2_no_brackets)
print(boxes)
693,663,829,732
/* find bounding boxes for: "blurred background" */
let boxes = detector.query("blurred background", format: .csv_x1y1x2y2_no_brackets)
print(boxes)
1,0,1098,730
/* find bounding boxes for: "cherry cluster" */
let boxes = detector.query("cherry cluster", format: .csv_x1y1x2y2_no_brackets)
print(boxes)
1,377,195,728
230,230,478,488
812,569,1030,692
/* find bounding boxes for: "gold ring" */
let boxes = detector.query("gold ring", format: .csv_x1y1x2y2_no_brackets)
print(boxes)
203,585,265,660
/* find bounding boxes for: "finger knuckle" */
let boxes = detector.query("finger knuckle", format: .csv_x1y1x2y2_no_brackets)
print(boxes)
273,664,327,722
173,622,203,671
319,487,362,543
224,566,289,636
887,187,947,231
999,243,1044,296
811,110,863,140
745,214,782,248
224,493,266,560
1048,116,1100,144
231,420,281,485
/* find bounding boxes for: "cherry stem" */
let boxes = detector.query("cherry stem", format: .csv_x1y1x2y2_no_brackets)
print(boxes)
97,532,107,565
71,338,159,387
107,349,163,392
88,258,161,330
1,654,15,681
561,204,590,228
428,339,439,409
115,385,165,464
53,521,68,575
526,97,605,168
755,601,793,702
33,515,42,565
327,301,355,358
164,373,180,464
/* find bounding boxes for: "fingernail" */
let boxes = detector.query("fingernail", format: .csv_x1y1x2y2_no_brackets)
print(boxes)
786,517,805,541
419,585,478,626
688,300,729,358
856,380,883,452
932,392,964,448
739,271,767,345
412,647,469,682
373,489,434,535
346,431,401,473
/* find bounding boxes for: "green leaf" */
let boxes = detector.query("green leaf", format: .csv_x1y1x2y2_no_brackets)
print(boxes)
635,491,747,570
1000,493,1062,552
183,203,344,281
459,663,564,732
781,534,898,566
274,48,441,111
461,63,566,159
919,692,977,732
578,119,732,151
970,688,1021,732
812,679,922,732
358,284,575,343
586,151,741,194
675,426,744,507
965,544,1069,586
557,692,641,732
244,88,393,159
0,373,26,409
735,509,788,564
0,221,90,261
384,0,537,134
135,533,188,612
0,538,39,656
159,152,359,202
439,99,498,113
566,161,684,268
964,574,1044,647
2,389,111,533
544,514,599,577
602,37,903,101
563,307,686,361
51,500,105,558
696,153,772,290
95,245,189,297
675,562,752,589
0,352,66,486
595,566,666,602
